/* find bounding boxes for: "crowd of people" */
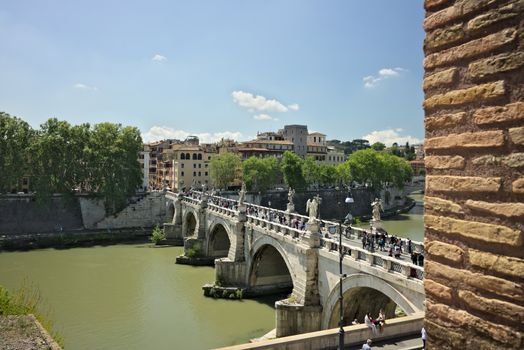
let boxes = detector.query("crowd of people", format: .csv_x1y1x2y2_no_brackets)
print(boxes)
358,230,424,266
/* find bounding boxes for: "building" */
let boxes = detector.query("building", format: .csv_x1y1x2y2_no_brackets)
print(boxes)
138,145,151,191
306,132,327,161
161,139,217,191
281,125,308,158
324,146,347,165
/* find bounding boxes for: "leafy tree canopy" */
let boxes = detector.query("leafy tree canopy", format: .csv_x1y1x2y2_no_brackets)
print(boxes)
209,152,242,190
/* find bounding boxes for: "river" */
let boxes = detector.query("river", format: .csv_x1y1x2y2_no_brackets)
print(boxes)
0,245,276,350
0,194,424,349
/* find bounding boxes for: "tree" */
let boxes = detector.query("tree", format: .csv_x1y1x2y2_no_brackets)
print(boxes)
209,152,241,190
371,142,386,151
301,156,319,188
318,164,338,187
0,112,34,193
280,151,306,190
336,162,352,187
242,156,279,192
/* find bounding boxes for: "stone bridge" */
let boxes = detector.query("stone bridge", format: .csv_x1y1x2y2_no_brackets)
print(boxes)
163,191,425,337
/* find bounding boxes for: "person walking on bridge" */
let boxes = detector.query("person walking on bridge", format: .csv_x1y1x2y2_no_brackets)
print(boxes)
362,339,372,350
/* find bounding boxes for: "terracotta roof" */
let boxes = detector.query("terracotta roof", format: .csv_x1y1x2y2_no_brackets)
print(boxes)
243,140,293,145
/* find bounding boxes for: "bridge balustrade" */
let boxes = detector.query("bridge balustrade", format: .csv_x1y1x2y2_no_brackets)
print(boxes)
390,261,403,274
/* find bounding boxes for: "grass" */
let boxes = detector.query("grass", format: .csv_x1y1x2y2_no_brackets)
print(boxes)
0,281,64,348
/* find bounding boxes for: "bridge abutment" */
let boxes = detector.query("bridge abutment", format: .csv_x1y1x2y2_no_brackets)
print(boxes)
275,303,322,337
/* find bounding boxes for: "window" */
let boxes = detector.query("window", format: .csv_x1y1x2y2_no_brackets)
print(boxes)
181,171,184,176
198,154,202,160
185,153,190,159
181,163,184,168
192,153,197,160
205,164,208,168
205,172,208,176
198,164,201,168
193,171,196,176
208,156,211,160
193,164,196,168
181,153,185,160
314,137,316,142
198,172,201,176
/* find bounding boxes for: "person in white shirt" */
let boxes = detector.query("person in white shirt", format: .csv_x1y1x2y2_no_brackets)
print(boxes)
362,339,372,350
421,327,427,349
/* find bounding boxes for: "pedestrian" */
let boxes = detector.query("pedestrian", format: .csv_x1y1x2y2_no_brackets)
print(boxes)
362,338,372,350
421,327,426,349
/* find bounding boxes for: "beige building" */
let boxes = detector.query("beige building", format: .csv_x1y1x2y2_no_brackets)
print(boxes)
306,132,327,161
162,142,217,191
324,146,346,165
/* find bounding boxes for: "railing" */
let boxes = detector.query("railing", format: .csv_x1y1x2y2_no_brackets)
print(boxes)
391,261,403,274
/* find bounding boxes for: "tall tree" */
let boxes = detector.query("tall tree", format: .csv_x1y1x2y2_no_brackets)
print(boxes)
371,142,386,151
0,112,34,193
301,156,319,188
209,152,242,190
280,151,306,190
242,156,279,192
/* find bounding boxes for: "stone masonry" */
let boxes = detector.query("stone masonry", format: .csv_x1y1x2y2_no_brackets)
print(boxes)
423,0,523,348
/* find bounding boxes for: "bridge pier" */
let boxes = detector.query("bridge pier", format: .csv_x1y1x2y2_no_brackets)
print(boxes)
163,194,184,245
275,303,322,337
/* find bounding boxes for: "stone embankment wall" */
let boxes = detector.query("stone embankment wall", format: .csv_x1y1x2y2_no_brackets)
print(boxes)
0,194,84,235
423,0,523,348
0,192,166,235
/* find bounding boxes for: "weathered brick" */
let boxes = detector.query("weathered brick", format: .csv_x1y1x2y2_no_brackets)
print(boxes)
425,260,523,301
425,24,464,51
424,28,516,68
425,112,466,130
426,301,522,347
469,249,524,278
423,81,506,109
423,68,458,91
425,214,522,246
467,3,521,32
425,320,464,349
425,0,453,10
465,199,524,218
424,0,502,31
426,175,502,193
425,196,464,214
472,154,499,166
469,52,524,80
425,278,453,302
427,240,464,262
512,177,524,194
425,130,504,150
474,102,524,125
458,290,524,325
509,126,524,145
501,153,524,168
425,155,465,169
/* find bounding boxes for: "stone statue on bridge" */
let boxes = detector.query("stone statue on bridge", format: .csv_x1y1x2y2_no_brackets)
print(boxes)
371,197,383,222
306,195,321,222
286,188,296,213
238,182,246,206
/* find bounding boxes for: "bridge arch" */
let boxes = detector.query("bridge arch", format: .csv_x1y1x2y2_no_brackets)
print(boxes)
207,221,232,258
182,209,198,237
248,236,296,296
321,273,418,329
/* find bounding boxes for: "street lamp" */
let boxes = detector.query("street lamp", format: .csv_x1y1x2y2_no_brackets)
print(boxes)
338,188,354,350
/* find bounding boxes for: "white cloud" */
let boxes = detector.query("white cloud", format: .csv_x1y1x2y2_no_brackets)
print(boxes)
363,67,407,88
73,83,97,91
253,114,276,121
152,54,167,62
141,126,243,143
287,103,300,111
232,90,288,112
362,128,422,146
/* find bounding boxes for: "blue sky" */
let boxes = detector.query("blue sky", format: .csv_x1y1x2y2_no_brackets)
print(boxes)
0,0,425,146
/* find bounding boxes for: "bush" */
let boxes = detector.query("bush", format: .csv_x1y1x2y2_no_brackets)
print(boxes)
150,225,166,244
186,242,202,258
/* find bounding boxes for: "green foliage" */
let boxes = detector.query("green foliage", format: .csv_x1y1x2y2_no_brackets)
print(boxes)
371,142,386,151
1,112,143,214
235,289,243,299
150,225,166,244
0,112,34,193
0,282,64,347
280,151,306,190
186,242,202,258
301,156,319,188
336,162,352,186
318,163,338,187
209,152,242,189
346,149,413,192
242,156,279,192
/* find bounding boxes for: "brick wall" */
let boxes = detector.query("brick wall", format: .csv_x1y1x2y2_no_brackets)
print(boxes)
423,0,523,348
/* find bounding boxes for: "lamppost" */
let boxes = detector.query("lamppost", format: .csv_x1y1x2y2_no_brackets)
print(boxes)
338,188,354,350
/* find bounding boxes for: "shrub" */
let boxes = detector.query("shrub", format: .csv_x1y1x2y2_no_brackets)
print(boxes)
186,242,202,258
150,225,166,244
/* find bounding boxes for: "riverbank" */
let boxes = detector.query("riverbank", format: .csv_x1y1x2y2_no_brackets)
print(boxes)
0,227,152,251
0,314,62,350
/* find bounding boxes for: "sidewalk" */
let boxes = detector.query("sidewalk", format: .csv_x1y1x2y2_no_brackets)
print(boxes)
347,334,423,350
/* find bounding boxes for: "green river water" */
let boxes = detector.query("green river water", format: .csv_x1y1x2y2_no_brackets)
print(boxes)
0,194,423,349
